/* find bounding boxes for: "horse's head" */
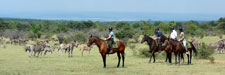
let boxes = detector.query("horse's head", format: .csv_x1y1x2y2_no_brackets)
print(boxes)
141,35,148,43
160,34,167,43
87,35,95,47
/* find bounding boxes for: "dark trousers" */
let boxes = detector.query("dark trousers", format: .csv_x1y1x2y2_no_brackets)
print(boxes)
107,38,114,51
157,39,162,52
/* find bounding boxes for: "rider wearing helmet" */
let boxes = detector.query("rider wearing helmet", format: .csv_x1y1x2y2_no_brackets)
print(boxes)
155,28,162,52
170,27,177,40
178,27,188,53
106,27,114,53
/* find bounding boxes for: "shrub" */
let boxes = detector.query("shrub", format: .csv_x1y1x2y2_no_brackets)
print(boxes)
64,31,88,44
139,48,151,57
208,56,215,64
197,42,215,59
129,44,137,56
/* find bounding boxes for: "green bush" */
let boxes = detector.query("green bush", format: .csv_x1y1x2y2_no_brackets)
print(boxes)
208,56,215,64
63,31,88,44
138,48,166,59
139,48,151,57
197,42,215,59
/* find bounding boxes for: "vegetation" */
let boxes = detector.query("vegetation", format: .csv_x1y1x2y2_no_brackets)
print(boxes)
1,17,225,44
197,42,215,59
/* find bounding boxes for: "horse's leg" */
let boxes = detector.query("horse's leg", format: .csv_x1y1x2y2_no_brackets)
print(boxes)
101,53,106,68
153,53,156,63
169,53,172,64
121,52,125,67
190,52,192,64
178,53,181,64
149,52,153,63
117,52,121,68
181,53,184,63
187,53,190,64
175,54,177,64
165,52,168,62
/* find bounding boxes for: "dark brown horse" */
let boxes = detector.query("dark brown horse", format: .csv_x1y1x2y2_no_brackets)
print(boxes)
141,35,167,63
87,35,126,68
160,35,197,64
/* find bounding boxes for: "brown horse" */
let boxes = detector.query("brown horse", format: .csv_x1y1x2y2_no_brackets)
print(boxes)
160,35,197,64
141,35,168,63
87,35,126,68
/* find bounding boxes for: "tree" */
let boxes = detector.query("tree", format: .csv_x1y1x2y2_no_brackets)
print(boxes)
158,23,169,34
186,24,197,36
217,22,225,32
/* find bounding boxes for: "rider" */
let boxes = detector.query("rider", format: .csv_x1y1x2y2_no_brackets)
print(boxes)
155,28,162,52
106,27,114,53
170,27,177,41
178,27,188,53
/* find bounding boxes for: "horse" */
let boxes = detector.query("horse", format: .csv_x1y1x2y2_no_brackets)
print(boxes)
160,35,197,64
141,35,167,63
87,35,126,68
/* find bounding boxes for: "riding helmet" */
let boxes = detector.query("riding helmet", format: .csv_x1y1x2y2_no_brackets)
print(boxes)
170,27,174,30
179,27,183,30
108,27,113,31
155,27,159,31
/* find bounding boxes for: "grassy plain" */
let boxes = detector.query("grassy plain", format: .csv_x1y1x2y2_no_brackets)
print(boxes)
0,36,225,75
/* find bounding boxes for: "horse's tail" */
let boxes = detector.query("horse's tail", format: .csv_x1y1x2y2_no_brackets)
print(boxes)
190,42,197,56
118,41,126,55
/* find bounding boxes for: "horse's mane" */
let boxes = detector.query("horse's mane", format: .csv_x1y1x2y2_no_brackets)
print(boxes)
144,35,154,41
161,34,168,39
92,36,105,41
160,34,168,42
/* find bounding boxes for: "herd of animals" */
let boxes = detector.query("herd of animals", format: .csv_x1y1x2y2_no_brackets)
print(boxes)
0,37,93,57
0,37,224,56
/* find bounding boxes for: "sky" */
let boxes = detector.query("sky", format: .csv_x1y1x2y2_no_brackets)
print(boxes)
0,0,225,21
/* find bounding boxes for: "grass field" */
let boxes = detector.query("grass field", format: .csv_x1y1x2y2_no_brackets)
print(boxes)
0,36,225,75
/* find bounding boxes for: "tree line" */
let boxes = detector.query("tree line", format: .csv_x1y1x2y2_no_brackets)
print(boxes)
0,17,224,43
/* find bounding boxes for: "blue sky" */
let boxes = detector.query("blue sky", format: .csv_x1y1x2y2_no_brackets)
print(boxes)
0,0,225,21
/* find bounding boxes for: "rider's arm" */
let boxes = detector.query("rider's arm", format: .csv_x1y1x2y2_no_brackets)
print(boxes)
106,35,112,40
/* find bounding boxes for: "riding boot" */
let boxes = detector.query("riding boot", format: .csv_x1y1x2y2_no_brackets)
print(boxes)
158,44,161,52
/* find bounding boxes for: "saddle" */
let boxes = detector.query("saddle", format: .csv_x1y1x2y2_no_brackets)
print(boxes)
179,41,191,48
112,42,118,48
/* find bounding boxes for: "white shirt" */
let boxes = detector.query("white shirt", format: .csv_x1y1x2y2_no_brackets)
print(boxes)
170,30,177,39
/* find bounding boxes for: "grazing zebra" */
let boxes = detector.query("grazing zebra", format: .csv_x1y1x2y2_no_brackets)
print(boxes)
58,40,79,57
43,44,58,55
